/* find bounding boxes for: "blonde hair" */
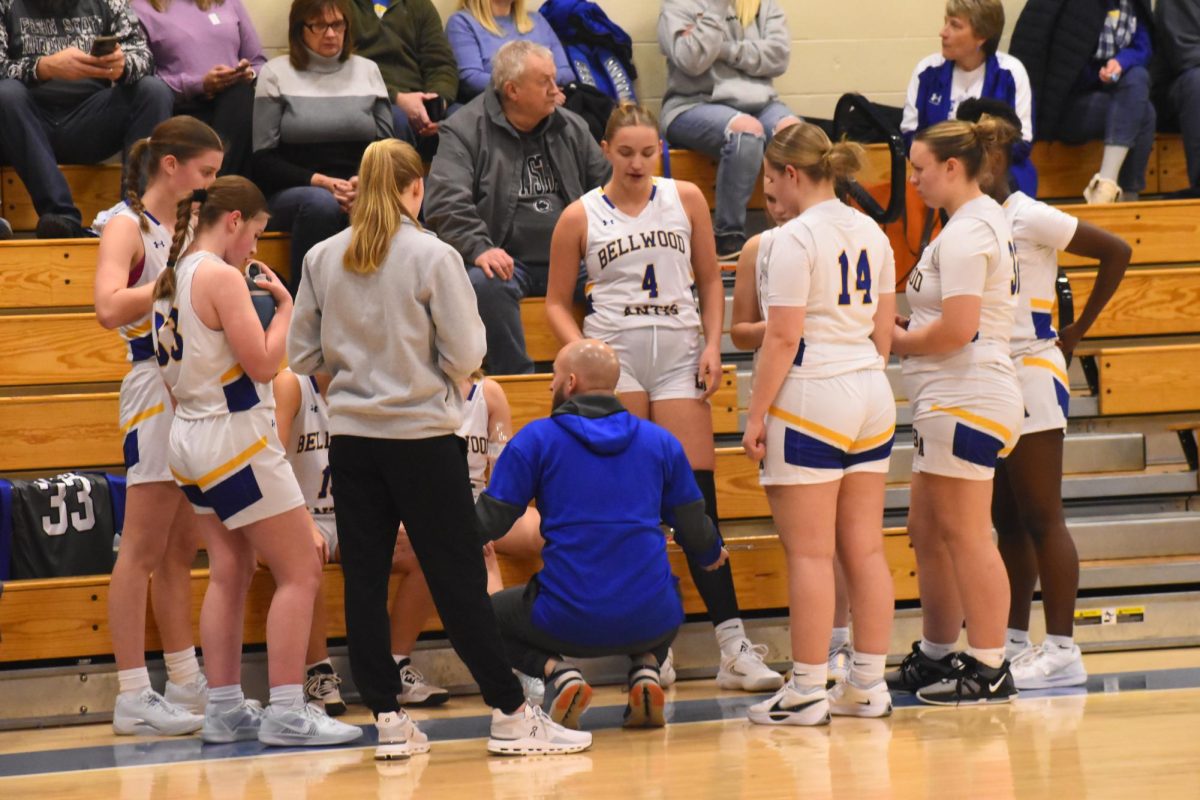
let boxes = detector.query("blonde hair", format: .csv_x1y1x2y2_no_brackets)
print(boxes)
764,122,864,183
460,0,532,36
735,0,760,27
603,101,659,143
914,117,1013,179
945,0,1005,57
344,140,424,274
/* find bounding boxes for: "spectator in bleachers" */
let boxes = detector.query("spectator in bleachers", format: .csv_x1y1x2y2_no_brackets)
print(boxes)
657,0,799,261
446,0,571,103
425,40,608,375
1011,0,1156,204
133,0,267,178
901,0,1036,197
1154,0,1200,191
345,0,458,159
253,0,393,293
0,0,173,239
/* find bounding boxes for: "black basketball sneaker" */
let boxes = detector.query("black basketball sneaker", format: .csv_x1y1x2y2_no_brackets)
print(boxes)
885,641,960,692
915,653,1018,706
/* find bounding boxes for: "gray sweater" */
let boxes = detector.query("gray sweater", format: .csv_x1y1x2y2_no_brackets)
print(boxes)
287,220,486,439
657,0,791,132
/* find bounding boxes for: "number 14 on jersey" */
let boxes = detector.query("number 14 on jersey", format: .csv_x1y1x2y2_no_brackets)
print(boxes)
837,250,873,306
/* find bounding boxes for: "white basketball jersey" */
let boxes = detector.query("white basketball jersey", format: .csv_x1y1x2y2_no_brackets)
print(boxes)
904,194,1018,374
285,372,334,519
1003,191,1078,355
755,228,778,325
153,250,274,420
115,203,172,364
456,381,489,499
580,178,700,337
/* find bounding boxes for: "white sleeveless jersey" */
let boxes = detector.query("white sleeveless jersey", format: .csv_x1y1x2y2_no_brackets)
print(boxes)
765,200,896,379
285,372,334,519
903,194,1018,375
153,250,274,420
755,228,778,325
456,381,489,499
580,178,700,336
1003,191,1078,355
114,203,172,364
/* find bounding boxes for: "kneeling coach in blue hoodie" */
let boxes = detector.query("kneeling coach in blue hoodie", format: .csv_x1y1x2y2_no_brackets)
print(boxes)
477,339,729,731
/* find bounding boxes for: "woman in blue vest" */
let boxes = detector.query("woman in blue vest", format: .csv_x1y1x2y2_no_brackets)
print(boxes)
901,0,1036,197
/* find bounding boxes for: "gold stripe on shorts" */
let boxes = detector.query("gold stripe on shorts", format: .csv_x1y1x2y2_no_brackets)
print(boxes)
850,425,896,453
767,406,853,450
195,436,269,489
120,403,165,433
1022,356,1070,386
929,404,1014,442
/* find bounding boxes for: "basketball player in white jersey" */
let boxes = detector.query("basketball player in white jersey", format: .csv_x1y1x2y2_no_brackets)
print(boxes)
152,176,361,747
547,103,782,692
957,98,1130,689
739,123,898,725
888,118,1023,705
94,117,224,735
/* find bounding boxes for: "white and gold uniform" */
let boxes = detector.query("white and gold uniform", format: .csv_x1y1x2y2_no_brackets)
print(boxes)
283,371,337,552
758,199,898,484
1004,191,1078,435
113,204,176,485
902,195,1023,480
457,381,490,500
153,250,304,528
581,178,705,400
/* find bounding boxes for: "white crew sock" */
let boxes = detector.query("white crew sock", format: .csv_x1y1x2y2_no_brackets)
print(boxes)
790,662,828,691
1006,628,1030,650
117,667,152,697
714,618,747,656
269,684,305,709
829,627,851,655
208,684,244,712
164,647,201,686
969,647,1006,669
1099,145,1130,183
919,638,956,661
1044,634,1075,652
847,651,887,688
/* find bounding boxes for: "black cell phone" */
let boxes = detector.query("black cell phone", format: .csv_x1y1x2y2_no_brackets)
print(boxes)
423,96,446,123
90,35,119,57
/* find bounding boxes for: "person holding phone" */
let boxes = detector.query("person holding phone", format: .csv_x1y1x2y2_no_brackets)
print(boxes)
133,0,268,177
0,0,173,239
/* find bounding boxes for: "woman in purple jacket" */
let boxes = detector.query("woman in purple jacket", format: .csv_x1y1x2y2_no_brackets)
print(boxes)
446,0,572,102
134,0,267,176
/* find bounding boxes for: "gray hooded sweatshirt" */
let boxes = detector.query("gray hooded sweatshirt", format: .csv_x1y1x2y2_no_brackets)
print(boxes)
657,0,792,133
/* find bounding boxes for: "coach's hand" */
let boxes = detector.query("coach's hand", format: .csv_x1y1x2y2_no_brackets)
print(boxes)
698,343,722,399
475,247,515,280
742,415,766,463
703,547,730,572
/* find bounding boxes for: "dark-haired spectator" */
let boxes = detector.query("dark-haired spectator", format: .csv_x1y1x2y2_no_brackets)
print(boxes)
345,0,458,159
133,0,266,177
0,0,173,238
446,0,571,103
1011,0,1156,203
901,0,1036,196
425,40,608,375
1154,0,1200,191
253,0,393,292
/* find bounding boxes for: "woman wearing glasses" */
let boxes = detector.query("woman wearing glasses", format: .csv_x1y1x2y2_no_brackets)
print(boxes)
252,0,393,292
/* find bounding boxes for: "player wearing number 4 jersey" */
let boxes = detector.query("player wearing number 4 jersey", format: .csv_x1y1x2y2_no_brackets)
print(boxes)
741,123,898,726
957,98,1130,691
94,117,226,737
547,102,783,693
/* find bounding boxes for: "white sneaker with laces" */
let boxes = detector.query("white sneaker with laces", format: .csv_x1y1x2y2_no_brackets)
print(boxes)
487,704,592,755
748,683,830,726
717,641,785,692
1006,639,1036,665
201,699,264,743
1083,174,1122,204
659,649,677,688
258,702,363,747
515,670,545,704
397,660,450,707
829,679,893,718
827,644,852,687
304,663,346,716
113,689,204,736
165,673,209,715
1011,643,1088,689
375,710,431,760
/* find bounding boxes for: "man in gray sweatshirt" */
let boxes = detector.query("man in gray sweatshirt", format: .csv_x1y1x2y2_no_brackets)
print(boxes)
426,40,609,375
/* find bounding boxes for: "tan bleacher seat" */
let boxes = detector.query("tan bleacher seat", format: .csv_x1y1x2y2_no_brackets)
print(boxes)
1068,266,1200,338
1,164,122,232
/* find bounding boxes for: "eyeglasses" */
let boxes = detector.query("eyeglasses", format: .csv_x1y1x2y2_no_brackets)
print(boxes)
304,20,347,35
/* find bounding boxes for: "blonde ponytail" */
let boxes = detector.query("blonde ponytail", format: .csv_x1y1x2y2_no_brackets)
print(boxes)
765,122,864,184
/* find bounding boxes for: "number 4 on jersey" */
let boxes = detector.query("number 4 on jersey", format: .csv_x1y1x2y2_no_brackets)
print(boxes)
642,264,659,298
837,250,873,306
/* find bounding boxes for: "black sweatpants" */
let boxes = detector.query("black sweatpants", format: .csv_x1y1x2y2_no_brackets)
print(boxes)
329,434,525,716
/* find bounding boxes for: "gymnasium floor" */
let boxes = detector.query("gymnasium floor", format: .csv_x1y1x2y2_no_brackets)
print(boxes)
1,649,1198,799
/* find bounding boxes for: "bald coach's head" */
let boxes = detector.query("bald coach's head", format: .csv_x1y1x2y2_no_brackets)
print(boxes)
551,339,621,409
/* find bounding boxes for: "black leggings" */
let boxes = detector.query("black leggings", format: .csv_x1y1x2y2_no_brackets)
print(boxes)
330,434,525,715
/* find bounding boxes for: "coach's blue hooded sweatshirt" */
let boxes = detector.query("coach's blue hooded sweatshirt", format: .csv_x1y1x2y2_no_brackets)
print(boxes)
477,394,722,647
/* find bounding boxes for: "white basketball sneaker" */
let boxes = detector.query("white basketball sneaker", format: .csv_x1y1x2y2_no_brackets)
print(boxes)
258,702,363,747
375,710,431,760
487,703,592,755
397,660,450,707
1011,643,1088,689
748,683,830,727
113,689,204,736
164,674,209,715
717,641,785,692
515,670,546,704
827,644,852,687
659,649,677,688
201,699,264,743
828,680,893,718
